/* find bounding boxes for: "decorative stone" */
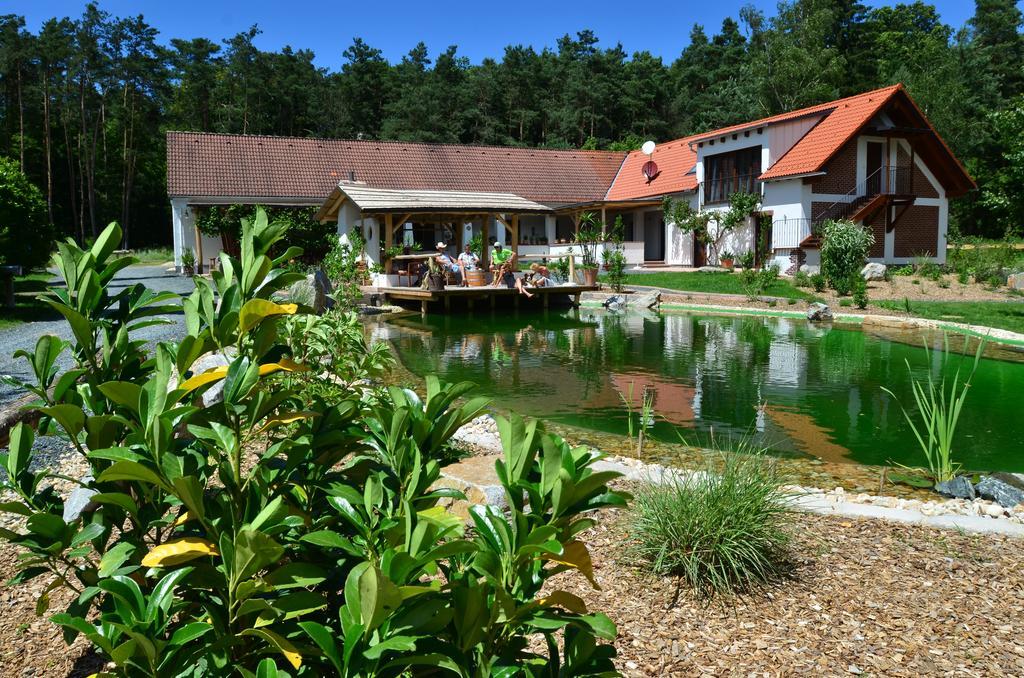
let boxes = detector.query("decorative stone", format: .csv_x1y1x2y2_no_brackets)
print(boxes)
432,455,507,520
631,290,661,310
63,475,96,522
286,269,333,313
935,476,975,500
806,302,833,322
799,264,820,274
602,295,626,311
976,476,1024,508
188,350,235,407
1008,272,1024,290
990,472,1024,491
861,262,887,281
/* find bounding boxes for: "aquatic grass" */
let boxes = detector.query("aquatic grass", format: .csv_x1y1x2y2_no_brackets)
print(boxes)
882,333,986,483
629,440,794,601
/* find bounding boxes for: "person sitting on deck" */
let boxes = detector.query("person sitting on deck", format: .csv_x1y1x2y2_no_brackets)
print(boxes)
527,262,554,288
433,242,461,283
489,242,518,288
457,244,479,287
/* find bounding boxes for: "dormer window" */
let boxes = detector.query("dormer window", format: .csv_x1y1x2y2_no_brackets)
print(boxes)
704,147,762,204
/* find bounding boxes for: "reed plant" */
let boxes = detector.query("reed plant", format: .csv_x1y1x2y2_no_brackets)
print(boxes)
629,437,793,600
882,333,986,483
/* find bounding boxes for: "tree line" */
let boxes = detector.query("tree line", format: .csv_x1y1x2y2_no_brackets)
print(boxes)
1,0,1022,247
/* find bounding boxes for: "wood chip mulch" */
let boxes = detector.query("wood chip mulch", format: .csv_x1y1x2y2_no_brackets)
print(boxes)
1,506,1022,675
555,510,1024,676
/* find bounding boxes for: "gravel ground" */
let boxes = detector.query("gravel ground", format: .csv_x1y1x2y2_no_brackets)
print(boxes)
0,266,193,408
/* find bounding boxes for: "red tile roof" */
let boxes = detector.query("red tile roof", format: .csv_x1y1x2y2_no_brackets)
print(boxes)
759,85,901,180
604,136,699,201
166,132,626,205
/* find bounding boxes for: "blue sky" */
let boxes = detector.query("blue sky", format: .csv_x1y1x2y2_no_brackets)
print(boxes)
18,0,996,68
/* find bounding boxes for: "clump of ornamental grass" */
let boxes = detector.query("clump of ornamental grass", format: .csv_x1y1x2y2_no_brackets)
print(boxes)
629,441,795,601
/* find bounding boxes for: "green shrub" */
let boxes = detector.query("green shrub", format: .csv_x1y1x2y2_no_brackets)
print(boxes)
891,264,914,276
820,219,874,291
839,298,853,307
738,250,756,270
629,447,793,600
0,210,629,675
0,156,59,269
793,270,811,287
852,275,868,309
832,274,853,296
957,270,970,284
810,272,826,292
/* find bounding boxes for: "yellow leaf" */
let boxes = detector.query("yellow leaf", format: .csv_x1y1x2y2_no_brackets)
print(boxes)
241,628,302,669
538,590,588,613
257,411,319,434
141,538,219,567
239,299,299,334
178,366,229,393
172,511,192,527
258,357,309,376
542,541,599,589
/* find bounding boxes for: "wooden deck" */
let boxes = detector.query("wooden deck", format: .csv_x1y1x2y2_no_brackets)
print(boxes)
377,284,597,315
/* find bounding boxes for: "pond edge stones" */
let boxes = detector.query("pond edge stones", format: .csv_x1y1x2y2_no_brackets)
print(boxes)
807,302,833,322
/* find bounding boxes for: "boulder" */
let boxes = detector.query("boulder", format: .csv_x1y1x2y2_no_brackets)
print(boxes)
976,476,1024,508
1008,272,1024,291
799,264,820,275
631,290,661,310
601,295,626,311
935,475,975,500
286,269,333,313
187,350,234,408
806,302,833,322
861,262,887,281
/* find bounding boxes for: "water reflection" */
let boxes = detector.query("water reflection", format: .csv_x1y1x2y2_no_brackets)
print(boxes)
379,309,1024,472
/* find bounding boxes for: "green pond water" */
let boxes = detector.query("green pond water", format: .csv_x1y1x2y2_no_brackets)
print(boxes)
375,309,1024,472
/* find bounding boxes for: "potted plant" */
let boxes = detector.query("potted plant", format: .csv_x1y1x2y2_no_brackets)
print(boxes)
573,212,603,286
720,250,736,269
180,247,196,276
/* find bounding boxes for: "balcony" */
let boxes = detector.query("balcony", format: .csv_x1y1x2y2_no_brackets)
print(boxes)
812,165,915,229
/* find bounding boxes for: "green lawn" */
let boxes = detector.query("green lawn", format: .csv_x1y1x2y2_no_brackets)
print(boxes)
874,299,1024,335
131,246,174,265
0,272,58,330
605,271,814,300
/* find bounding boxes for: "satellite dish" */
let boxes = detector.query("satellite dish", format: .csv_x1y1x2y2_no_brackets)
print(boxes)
641,140,656,156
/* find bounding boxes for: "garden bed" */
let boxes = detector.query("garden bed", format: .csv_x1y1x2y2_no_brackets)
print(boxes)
558,505,1024,676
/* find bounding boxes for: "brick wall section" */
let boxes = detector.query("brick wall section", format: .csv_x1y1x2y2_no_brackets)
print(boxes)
896,144,939,198
866,210,887,258
810,141,857,195
894,205,939,257
811,201,833,222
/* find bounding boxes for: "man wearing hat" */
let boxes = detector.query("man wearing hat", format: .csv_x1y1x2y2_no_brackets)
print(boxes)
433,242,462,284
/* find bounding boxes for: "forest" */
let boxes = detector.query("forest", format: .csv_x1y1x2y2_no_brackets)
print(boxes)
0,0,1022,248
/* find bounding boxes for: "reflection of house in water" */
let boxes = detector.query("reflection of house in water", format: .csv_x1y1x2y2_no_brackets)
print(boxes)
609,373,696,427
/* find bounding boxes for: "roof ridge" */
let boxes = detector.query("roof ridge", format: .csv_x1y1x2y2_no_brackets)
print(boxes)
165,130,626,158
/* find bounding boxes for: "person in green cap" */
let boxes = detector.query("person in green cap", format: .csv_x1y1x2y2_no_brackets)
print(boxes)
489,242,516,288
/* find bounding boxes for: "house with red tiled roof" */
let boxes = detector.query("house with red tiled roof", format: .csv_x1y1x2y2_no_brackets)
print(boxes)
166,84,973,273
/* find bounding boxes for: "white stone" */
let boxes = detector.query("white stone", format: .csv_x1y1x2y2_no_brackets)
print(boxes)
861,262,887,281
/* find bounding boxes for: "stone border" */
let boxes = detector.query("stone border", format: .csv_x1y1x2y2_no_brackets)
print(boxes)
579,293,1024,348
450,416,1024,538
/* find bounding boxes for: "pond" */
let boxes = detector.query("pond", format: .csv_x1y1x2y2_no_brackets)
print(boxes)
373,309,1024,473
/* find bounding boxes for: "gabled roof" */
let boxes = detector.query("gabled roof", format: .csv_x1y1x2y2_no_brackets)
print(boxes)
606,84,974,200
759,85,902,180
318,183,552,220
604,136,699,201
166,132,626,206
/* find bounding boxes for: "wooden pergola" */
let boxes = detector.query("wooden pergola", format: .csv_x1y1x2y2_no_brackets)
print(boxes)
316,184,552,268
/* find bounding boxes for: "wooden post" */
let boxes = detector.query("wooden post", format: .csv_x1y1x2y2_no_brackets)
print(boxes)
510,214,519,265
482,215,491,271
568,253,576,283
444,294,451,312
194,222,204,274
542,292,549,310
420,299,428,317
600,207,607,240
573,293,581,307
384,213,394,268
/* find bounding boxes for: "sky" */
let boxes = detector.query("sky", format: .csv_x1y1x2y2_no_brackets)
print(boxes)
15,0,1000,68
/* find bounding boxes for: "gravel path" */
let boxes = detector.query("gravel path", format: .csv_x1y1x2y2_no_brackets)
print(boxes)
0,266,193,408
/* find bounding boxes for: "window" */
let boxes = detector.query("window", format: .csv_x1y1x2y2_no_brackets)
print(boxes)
703,147,762,204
